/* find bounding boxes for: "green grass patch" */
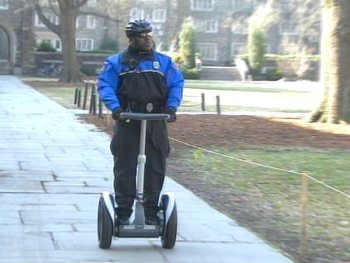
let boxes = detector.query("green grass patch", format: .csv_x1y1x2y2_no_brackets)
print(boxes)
168,145,350,262
34,86,80,109
185,79,312,93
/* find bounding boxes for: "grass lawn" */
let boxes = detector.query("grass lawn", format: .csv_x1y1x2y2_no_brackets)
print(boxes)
168,146,350,263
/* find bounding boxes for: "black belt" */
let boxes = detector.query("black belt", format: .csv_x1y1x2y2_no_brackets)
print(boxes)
126,101,165,113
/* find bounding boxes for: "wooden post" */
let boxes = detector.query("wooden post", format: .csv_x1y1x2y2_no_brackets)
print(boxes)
92,84,97,115
98,96,103,118
216,95,221,115
300,173,309,263
89,85,94,114
82,82,89,110
77,88,82,108
201,93,206,111
74,88,78,105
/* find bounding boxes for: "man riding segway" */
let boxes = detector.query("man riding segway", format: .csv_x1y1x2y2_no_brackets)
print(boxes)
98,19,184,228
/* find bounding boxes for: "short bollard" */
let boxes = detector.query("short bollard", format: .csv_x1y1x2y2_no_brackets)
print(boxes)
83,83,89,110
89,84,97,114
77,88,82,108
216,95,221,115
74,88,78,105
98,96,103,118
201,93,206,111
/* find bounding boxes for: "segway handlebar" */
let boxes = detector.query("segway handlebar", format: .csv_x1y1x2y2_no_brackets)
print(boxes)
120,112,170,121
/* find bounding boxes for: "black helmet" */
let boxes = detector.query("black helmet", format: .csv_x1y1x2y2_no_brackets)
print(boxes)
125,19,152,38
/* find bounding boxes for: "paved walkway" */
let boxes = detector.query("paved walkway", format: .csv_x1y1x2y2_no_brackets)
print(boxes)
0,76,294,263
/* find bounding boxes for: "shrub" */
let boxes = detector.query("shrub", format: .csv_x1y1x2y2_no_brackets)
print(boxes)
248,27,266,75
179,18,197,69
99,38,118,52
37,41,56,52
181,67,201,79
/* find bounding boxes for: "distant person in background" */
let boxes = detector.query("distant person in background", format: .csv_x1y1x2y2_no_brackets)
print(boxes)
235,57,250,81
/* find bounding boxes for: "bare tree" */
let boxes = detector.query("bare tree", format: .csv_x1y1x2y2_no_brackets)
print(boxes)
33,0,128,82
310,0,350,123
33,0,88,82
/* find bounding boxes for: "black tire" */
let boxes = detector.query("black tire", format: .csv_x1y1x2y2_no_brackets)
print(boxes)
97,196,113,249
161,195,177,249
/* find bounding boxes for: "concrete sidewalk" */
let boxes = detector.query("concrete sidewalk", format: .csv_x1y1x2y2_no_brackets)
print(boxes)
0,76,294,263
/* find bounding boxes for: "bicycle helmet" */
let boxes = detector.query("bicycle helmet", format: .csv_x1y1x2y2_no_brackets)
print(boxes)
125,19,152,38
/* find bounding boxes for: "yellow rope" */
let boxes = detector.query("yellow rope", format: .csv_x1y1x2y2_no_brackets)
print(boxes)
170,137,350,200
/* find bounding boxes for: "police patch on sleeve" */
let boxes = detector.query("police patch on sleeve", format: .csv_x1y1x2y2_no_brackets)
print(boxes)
100,62,108,73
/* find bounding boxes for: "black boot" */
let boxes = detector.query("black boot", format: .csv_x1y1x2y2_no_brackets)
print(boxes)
116,216,130,225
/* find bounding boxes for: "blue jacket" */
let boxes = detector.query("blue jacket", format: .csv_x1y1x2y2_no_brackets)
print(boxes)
98,48,184,112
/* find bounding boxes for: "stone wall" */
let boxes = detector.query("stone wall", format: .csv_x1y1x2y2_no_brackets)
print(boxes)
0,0,35,75
34,51,111,76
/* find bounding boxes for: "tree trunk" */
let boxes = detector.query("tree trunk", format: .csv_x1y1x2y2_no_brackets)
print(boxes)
310,0,350,123
59,7,82,82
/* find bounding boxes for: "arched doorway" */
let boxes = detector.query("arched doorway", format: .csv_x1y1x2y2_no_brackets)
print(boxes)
0,26,10,74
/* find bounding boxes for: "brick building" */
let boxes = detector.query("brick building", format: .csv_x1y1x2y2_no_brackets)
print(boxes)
0,0,35,74
0,0,320,74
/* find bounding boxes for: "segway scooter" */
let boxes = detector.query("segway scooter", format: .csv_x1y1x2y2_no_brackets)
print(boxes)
97,112,177,249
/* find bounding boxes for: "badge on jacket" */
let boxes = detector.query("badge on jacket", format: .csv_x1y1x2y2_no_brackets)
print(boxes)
153,61,160,69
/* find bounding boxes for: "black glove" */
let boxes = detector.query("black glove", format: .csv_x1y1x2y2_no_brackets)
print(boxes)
166,107,177,123
112,107,123,120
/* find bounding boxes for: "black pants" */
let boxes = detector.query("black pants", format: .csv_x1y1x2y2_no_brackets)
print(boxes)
110,119,169,218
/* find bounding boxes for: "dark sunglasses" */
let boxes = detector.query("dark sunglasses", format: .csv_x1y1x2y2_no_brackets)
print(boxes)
136,33,153,39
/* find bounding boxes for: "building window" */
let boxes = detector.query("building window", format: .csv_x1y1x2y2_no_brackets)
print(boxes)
198,43,217,61
35,14,60,27
35,15,45,27
195,20,218,33
86,16,96,29
191,0,214,11
76,16,95,29
76,39,94,51
231,43,247,58
53,39,61,51
48,14,60,25
231,21,248,34
279,22,297,35
152,9,166,22
204,20,218,33
0,0,9,9
76,17,80,28
130,8,144,20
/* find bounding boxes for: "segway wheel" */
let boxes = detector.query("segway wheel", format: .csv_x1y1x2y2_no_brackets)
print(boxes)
161,194,177,249
97,196,113,249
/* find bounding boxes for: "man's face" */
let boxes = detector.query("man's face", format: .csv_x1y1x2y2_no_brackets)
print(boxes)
131,32,153,51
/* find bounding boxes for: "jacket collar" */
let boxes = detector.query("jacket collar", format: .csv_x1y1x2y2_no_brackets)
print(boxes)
122,46,155,64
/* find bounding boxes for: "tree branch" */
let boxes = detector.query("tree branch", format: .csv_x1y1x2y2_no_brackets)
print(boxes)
57,0,67,9
79,10,122,23
48,0,60,17
33,0,61,36
76,0,88,8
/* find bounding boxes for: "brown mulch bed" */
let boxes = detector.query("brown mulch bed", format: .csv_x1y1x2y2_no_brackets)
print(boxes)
83,114,350,149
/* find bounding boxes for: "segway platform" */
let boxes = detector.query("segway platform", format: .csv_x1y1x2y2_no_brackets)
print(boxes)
97,113,178,249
